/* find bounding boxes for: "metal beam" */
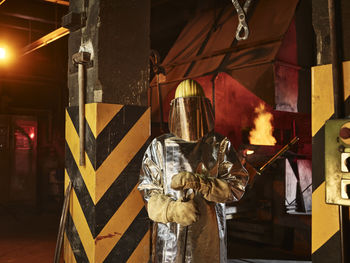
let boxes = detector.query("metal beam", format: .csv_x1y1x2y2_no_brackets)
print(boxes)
0,23,45,33
22,27,69,56
1,73,63,85
41,0,69,6
0,11,57,25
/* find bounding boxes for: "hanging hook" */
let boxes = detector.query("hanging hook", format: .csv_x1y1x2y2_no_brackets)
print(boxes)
232,0,253,41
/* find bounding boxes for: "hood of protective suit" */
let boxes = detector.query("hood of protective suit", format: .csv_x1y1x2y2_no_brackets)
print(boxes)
168,79,215,142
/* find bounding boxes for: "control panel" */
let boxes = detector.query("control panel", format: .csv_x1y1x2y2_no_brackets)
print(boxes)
325,119,350,205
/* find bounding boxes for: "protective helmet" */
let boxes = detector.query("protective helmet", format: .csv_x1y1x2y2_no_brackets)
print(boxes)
168,79,215,142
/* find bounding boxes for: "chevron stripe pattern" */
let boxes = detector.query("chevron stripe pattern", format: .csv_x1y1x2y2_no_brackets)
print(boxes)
311,62,350,262
64,103,151,263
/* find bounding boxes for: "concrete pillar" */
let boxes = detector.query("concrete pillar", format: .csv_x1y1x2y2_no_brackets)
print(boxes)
64,0,150,262
312,0,350,65
312,1,350,262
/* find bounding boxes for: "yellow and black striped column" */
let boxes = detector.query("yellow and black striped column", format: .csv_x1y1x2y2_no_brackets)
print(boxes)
312,62,350,262
64,103,150,263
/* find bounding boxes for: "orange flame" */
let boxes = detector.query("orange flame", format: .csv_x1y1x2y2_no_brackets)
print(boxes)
249,104,276,146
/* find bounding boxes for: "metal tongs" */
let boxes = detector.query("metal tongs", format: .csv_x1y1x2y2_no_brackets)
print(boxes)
256,137,300,175
232,0,253,41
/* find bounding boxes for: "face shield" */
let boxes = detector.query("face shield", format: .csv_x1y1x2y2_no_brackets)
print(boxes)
168,96,215,142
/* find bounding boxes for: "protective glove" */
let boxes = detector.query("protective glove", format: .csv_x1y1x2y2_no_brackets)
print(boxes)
171,171,232,203
147,193,199,226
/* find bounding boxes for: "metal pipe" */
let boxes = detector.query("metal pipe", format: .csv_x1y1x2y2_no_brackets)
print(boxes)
53,181,72,263
78,63,85,166
72,52,90,166
258,136,299,175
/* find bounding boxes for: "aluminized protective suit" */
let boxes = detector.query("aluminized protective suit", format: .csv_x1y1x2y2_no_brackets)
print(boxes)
138,79,248,263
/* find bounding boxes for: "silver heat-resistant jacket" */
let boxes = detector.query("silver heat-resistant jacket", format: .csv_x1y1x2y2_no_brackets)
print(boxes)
138,132,249,263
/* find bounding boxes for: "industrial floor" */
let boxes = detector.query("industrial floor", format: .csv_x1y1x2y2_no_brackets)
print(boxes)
0,204,62,263
0,204,311,263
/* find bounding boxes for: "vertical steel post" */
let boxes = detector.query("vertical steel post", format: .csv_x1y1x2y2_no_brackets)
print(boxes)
72,51,91,167
53,181,72,263
328,0,344,119
78,63,85,166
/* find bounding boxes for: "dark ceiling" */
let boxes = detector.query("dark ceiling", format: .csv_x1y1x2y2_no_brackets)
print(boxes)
0,0,230,65
0,0,66,47
0,0,228,114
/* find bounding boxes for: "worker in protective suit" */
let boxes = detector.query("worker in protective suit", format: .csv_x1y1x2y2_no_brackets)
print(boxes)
138,79,249,263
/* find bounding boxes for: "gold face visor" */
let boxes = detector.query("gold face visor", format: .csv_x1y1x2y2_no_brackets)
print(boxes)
168,96,215,142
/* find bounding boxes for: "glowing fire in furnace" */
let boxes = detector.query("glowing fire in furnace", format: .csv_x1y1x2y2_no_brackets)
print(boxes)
249,103,276,146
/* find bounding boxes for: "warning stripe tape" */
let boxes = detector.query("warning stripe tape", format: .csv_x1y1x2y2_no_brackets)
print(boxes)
64,103,150,263
311,64,348,262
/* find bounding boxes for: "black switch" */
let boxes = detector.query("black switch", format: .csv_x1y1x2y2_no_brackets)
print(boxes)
345,156,350,171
